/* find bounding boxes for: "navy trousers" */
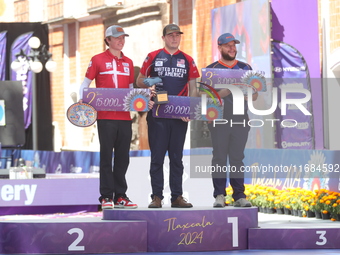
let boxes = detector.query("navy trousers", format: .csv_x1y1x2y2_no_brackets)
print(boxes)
208,121,250,201
147,111,188,202
97,119,132,202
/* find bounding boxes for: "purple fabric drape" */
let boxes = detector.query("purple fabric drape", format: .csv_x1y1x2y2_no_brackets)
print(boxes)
0,31,7,81
10,32,33,129
272,41,314,149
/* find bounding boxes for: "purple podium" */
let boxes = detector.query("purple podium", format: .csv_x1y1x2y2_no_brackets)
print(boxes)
103,206,258,252
0,218,147,254
249,224,340,249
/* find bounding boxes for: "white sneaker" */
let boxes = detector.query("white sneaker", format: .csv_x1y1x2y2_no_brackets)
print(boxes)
101,198,114,210
114,196,138,209
234,198,252,207
213,194,226,207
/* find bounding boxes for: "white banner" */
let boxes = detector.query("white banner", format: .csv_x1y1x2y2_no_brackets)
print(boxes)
0,100,5,126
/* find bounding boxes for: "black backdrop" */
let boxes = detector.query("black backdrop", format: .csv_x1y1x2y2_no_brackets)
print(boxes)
0,22,53,151
0,81,25,147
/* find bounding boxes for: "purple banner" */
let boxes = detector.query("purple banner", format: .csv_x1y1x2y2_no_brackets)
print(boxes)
82,88,150,112
272,41,314,149
271,0,322,149
152,96,224,120
0,31,6,81
10,32,34,129
0,178,98,207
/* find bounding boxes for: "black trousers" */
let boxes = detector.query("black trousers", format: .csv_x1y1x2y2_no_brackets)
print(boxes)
147,111,188,202
208,121,250,201
97,119,132,202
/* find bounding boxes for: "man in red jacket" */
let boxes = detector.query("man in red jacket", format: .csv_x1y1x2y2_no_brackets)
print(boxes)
79,25,137,210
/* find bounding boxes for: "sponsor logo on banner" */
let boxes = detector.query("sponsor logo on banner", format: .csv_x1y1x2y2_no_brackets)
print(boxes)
274,66,306,72
281,121,309,129
281,141,311,149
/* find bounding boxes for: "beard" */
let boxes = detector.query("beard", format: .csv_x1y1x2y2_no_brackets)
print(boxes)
221,51,236,61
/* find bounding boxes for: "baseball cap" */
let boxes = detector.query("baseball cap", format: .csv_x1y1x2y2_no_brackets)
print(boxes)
218,33,240,45
163,24,183,36
105,25,129,38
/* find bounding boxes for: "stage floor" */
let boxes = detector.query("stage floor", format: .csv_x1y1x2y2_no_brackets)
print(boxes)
0,250,339,255
2,208,339,227
257,212,340,228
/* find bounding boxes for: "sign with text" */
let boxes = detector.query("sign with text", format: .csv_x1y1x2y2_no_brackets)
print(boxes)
0,178,98,206
152,96,224,120
82,88,150,112
201,68,266,92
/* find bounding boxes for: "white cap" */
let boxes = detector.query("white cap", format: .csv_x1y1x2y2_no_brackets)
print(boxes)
105,25,129,38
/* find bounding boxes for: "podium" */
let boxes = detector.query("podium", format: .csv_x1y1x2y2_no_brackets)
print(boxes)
103,206,258,252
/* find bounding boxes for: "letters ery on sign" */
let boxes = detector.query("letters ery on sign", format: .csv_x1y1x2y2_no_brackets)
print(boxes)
1,184,37,205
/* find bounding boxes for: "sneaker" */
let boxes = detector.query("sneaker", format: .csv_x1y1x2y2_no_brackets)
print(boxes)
234,198,252,207
101,198,114,210
171,195,193,208
213,194,226,207
148,195,162,208
114,196,138,209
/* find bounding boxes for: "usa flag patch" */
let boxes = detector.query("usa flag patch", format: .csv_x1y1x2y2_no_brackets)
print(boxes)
177,59,185,68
